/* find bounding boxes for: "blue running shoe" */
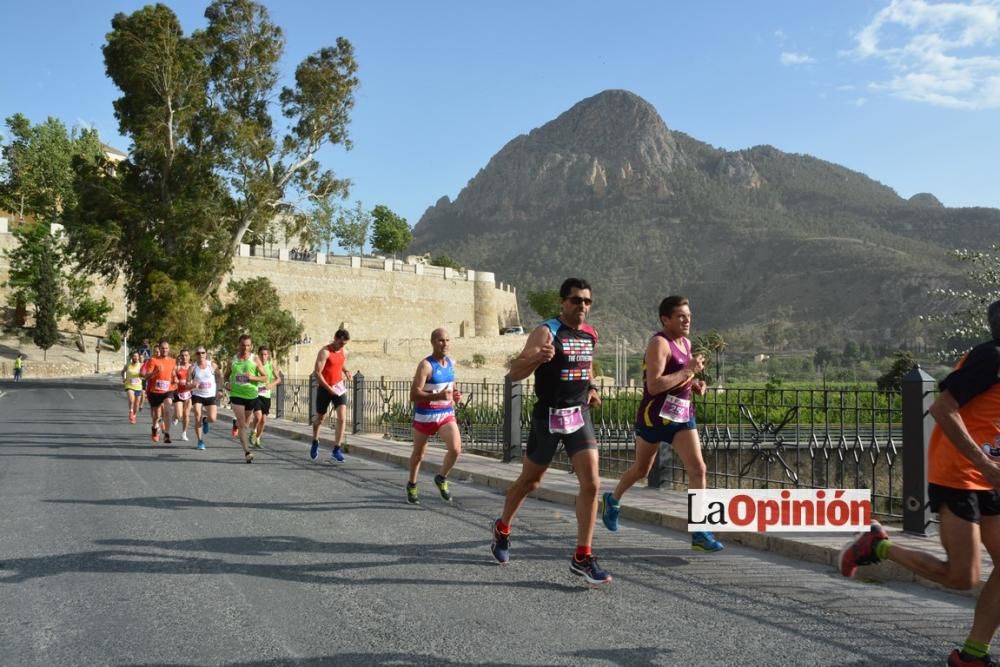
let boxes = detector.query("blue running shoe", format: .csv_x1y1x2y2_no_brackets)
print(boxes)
331,446,345,463
196,440,206,451
602,491,620,531
202,416,209,435
490,518,510,564
692,531,724,552
310,439,319,461
569,554,613,585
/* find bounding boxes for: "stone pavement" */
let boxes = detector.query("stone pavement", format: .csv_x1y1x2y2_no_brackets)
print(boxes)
232,411,992,597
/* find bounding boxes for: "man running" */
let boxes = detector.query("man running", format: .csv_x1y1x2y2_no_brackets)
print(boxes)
143,339,176,444
490,278,611,585
227,334,266,463
122,351,144,424
601,295,722,552
840,300,1000,667
311,329,351,463
406,328,463,504
189,346,221,451
250,346,282,448
173,349,193,441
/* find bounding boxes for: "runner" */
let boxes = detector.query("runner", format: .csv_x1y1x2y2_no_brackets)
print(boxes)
250,346,282,448
310,329,351,463
490,278,611,585
189,346,221,451
601,295,722,552
13,354,23,382
122,351,144,424
173,349,193,441
226,334,266,463
142,339,176,444
840,299,1000,667
406,328,463,504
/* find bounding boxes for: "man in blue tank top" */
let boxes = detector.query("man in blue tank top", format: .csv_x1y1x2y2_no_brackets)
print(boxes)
601,295,723,552
406,328,463,505
490,277,611,585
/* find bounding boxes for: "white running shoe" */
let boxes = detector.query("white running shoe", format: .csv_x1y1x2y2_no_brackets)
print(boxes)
181,431,189,442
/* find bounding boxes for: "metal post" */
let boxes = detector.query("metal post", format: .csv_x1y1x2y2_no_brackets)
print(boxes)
902,365,936,536
503,376,523,462
274,376,285,419
352,371,365,434
308,373,317,426
647,445,668,489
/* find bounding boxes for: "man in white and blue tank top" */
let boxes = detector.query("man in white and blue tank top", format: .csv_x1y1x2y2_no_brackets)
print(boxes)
601,295,723,552
406,328,463,504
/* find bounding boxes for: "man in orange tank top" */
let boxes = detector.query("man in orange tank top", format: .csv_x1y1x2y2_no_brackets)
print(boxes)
310,329,351,463
840,300,1000,667
143,339,177,444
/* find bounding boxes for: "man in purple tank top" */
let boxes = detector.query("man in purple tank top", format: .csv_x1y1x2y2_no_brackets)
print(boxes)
601,295,724,552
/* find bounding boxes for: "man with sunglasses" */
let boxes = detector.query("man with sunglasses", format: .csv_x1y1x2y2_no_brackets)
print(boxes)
490,278,611,585
143,339,176,444
189,347,222,451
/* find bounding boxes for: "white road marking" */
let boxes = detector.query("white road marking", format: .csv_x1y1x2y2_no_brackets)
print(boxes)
65,389,75,400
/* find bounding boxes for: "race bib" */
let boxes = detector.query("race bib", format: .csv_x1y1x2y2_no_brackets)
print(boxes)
176,390,192,401
332,381,347,396
198,382,212,390
658,394,691,422
235,373,249,384
154,379,171,392
548,406,584,434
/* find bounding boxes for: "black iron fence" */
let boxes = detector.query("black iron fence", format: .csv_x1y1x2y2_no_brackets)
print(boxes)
266,367,938,531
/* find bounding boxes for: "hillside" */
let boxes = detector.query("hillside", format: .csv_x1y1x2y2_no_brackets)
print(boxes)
411,90,999,346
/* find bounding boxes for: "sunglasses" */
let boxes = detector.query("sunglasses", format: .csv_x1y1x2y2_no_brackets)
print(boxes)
566,296,593,306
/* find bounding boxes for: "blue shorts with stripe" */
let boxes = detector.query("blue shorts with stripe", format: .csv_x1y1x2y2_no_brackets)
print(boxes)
635,417,697,445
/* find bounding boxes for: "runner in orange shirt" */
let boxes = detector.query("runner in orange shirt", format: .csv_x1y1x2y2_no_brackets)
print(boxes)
310,329,351,463
840,299,1000,667
143,339,177,444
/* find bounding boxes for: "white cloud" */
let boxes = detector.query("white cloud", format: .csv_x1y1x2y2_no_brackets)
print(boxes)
781,51,817,65
852,97,868,106
852,0,1000,109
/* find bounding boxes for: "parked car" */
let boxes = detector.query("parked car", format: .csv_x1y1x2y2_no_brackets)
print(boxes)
502,326,525,335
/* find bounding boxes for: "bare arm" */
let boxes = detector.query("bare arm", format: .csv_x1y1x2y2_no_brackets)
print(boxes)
270,364,283,389
410,359,447,403
313,348,335,394
929,389,1000,489
342,350,350,383
507,326,555,382
645,337,704,396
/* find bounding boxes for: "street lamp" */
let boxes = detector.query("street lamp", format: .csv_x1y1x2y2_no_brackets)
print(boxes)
95,337,102,374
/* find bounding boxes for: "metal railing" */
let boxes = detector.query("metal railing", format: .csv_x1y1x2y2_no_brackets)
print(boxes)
265,368,938,529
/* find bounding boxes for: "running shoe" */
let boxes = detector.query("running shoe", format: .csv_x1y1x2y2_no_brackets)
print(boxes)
151,425,159,443
196,440,206,451
331,446,345,463
245,451,254,464
163,432,172,444
251,433,262,448
601,491,620,531
202,416,209,435
406,483,420,505
949,650,998,667
434,474,452,502
128,411,136,425
569,554,613,585
692,531,724,552
310,439,319,461
181,431,189,442
490,518,510,564
838,522,888,578
231,419,239,437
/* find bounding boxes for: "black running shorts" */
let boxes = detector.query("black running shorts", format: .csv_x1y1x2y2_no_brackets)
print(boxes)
147,392,172,408
525,403,598,466
315,387,347,415
928,483,1000,523
191,395,216,407
256,396,271,415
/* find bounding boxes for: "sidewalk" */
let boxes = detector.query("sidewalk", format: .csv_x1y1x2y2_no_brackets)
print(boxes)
230,410,990,597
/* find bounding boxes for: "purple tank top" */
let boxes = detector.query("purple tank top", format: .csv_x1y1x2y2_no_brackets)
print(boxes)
636,333,693,427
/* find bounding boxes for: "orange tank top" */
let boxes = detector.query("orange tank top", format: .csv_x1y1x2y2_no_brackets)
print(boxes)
928,350,1000,490
147,357,177,394
321,346,346,387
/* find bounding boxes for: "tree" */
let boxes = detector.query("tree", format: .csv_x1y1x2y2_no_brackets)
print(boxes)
32,239,61,359
62,0,359,335
333,200,370,255
429,254,461,270
876,351,916,391
814,345,835,388
3,220,60,320
64,274,113,340
370,204,412,257
924,245,1000,358
213,276,303,362
527,290,561,320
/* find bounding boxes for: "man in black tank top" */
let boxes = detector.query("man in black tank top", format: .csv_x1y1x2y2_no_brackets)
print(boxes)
489,278,611,585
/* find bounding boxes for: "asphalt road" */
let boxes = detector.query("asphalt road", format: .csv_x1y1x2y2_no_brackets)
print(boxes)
0,378,979,666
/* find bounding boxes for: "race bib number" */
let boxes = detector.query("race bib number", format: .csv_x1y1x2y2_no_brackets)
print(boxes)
548,406,584,434
235,373,249,384
154,379,171,392
332,381,347,397
176,390,192,401
198,382,212,390
658,394,691,422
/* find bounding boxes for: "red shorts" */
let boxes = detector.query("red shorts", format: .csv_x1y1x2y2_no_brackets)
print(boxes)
412,414,456,436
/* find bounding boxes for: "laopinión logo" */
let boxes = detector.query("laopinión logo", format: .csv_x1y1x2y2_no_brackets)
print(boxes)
687,489,871,533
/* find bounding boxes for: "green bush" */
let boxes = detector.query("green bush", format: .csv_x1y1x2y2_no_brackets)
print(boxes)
107,329,123,352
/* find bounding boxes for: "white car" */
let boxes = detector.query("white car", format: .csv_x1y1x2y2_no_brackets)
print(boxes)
502,326,525,335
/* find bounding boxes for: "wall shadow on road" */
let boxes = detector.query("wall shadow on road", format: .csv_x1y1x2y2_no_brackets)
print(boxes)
45,495,408,513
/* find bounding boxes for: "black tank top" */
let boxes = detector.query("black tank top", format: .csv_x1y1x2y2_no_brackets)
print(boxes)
533,318,598,409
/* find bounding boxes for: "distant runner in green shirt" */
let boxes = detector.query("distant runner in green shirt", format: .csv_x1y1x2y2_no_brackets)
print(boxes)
250,346,282,448
226,334,267,463
13,354,23,382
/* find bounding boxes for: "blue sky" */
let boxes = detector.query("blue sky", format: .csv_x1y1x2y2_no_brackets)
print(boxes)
2,0,999,230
